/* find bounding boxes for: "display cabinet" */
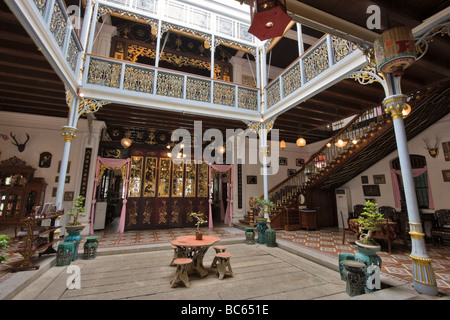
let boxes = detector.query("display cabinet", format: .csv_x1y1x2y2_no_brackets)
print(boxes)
0,157,47,227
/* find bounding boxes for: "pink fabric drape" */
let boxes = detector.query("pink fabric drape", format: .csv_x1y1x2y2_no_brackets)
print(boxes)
390,166,434,209
90,157,131,234
208,164,233,228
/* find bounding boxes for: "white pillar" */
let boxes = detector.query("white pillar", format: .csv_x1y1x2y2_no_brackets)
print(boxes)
383,85,438,296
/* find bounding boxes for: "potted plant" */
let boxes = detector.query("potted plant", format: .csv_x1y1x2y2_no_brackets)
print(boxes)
65,195,86,261
66,195,86,230
356,200,384,249
0,234,9,262
190,212,208,240
253,196,275,220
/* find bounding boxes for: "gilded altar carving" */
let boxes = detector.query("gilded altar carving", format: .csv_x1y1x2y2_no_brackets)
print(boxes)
158,158,171,197
143,157,157,197
172,162,184,197
129,156,143,197
197,163,209,197
184,163,196,197
142,200,152,225
158,200,168,224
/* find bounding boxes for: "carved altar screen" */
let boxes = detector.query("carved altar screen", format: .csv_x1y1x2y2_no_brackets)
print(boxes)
125,149,209,230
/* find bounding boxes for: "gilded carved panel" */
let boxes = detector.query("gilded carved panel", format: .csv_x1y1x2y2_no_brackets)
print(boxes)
171,162,184,197
129,156,143,197
158,158,171,197
197,163,209,197
184,163,196,197
143,157,157,197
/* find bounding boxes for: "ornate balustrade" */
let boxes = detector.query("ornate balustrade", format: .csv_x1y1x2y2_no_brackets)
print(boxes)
26,0,83,78
84,55,260,112
265,34,359,110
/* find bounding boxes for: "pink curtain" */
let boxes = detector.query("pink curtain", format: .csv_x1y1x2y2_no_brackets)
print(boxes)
90,157,131,234
390,166,435,209
208,164,233,228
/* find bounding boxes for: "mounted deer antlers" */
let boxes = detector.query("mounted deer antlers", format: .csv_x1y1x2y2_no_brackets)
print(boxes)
423,138,439,158
10,132,30,152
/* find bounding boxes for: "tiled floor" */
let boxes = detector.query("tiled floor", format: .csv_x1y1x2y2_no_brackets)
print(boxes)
2,223,449,294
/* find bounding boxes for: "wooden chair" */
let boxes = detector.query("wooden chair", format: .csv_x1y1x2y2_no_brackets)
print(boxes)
215,252,233,280
170,258,193,288
431,209,450,245
210,245,227,268
374,206,398,253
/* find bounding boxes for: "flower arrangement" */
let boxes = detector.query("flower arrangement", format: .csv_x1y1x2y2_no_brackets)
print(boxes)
66,195,86,227
357,200,384,246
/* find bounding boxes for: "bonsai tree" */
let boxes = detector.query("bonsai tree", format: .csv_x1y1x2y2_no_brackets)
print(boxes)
66,195,86,226
0,234,9,262
357,200,384,246
254,196,275,218
190,212,208,234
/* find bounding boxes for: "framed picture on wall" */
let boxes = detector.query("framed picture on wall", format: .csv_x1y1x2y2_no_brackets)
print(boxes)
442,170,450,182
287,169,296,177
296,158,305,166
361,175,369,184
362,185,380,197
443,142,450,161
279,157,287,166
247,175,257,184
373,174,386,184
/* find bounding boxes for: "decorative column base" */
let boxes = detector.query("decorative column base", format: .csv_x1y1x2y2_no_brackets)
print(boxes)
409,222,438,295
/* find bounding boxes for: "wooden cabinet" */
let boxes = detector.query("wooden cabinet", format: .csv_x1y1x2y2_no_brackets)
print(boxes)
300,209,318,231
0,157,47,226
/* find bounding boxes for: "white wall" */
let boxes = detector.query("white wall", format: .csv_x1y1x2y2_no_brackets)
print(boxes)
341,113,450,212
0,111,105,232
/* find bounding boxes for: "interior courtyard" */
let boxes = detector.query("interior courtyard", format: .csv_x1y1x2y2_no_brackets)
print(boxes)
0,0,450,305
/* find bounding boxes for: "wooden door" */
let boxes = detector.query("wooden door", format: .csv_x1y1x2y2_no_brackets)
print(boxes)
125,147,209,230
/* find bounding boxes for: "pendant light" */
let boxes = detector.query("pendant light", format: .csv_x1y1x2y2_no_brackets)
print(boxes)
280,140,286,150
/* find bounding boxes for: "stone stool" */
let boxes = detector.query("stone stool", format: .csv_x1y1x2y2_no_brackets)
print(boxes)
210,245,227,268
170,258,193,288
215,252,233,280
56,241,74,266
170,245,178,266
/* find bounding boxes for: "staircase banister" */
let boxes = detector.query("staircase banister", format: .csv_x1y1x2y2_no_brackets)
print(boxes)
262,112,365,199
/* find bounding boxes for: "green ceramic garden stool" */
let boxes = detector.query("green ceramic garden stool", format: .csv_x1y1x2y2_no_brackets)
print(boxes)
341,260,366,297
257,220,268,244
56,241,74,266
265,229,276,247
245,227,255,244
338,252,355,280
83,236,100,260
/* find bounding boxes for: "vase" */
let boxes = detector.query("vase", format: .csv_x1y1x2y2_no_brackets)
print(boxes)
65,225,85,261
245,227,255,244
354,240,382,292
196,231,203,240
256,219,268,244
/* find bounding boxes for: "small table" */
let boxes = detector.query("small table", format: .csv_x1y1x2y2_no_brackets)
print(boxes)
171,235,220,277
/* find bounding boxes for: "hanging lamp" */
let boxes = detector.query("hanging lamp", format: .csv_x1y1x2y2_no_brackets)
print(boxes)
248,0,292,41
296,137,306,147
280,140,286,150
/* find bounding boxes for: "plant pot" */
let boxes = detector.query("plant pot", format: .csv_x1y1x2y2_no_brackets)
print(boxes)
195,231,203,240
354,240,382,292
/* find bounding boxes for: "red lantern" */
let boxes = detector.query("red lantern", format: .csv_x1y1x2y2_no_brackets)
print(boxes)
248,0,292,41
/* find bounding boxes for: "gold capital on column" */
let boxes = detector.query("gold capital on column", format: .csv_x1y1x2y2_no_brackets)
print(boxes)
383,95,408,120
61,126,78,142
